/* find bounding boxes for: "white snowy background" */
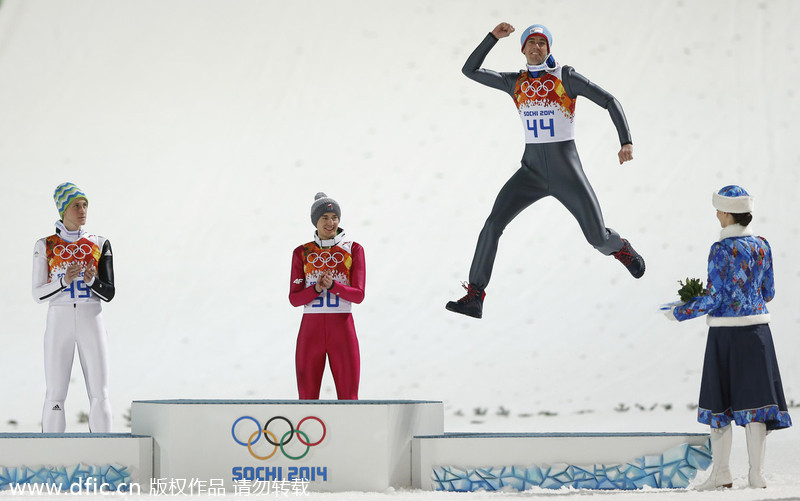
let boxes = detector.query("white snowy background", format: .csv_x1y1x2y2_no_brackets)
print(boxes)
0,0,798,499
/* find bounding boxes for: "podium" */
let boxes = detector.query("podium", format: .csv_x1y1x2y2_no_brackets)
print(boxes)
1,400,711,493
413,432,711,491
131,399,443,493
0,433,151,493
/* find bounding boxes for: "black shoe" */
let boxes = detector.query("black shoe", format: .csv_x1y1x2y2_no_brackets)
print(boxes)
613,239,645,279
446,282,486,319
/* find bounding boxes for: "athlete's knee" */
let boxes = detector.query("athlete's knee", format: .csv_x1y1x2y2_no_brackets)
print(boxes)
86,385,110,400
480,217,507,240
89,396,110,406
45,386,69,401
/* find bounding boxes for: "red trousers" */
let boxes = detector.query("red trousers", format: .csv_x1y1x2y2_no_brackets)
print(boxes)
295,313,360,400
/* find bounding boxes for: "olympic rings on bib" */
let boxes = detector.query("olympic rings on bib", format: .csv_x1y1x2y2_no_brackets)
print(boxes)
307,251,344,269
53,243,94,260
521,79,555,98
231,415,327,461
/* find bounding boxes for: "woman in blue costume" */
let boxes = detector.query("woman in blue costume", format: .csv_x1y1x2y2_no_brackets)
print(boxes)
664,185,791,490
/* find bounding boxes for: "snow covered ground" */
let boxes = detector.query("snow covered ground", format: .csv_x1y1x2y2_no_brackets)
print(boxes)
0,0,799,498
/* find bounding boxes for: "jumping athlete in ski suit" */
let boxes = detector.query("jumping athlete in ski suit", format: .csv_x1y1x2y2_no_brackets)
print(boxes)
289,193,365,400
32,183,115,432
447,22,645,319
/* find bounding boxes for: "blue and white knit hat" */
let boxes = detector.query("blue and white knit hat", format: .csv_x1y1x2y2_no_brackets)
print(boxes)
310,192,341,226
54,182,88,217
520,24,553,53
712,185,754,213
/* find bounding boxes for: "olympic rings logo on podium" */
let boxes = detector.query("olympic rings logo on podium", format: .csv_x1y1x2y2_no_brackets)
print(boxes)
521,79,555,98
53,243,94,260
231,416,327,460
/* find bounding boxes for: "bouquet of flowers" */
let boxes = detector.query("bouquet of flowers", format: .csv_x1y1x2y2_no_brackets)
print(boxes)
677,277,705,302
660,277,705,319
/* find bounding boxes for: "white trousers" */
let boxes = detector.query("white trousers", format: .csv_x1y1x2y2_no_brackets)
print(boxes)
42,302,111,432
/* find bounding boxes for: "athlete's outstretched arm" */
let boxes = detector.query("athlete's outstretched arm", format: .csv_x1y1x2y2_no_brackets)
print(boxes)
562,67,633,163
462,31,519,95
85,239,115,302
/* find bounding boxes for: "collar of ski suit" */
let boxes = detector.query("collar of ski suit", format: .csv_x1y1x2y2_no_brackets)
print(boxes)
526,54,557,77
314,228,346,248
54,220,86,243
718,223,754,241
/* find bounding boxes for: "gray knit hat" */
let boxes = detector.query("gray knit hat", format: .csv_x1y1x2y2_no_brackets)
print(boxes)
310,192,341,226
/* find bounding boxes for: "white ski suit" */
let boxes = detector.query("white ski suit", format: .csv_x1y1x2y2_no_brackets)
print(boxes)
32,223,115,432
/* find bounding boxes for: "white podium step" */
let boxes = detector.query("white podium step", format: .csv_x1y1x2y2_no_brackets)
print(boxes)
412,432,711,491
0,433,152,493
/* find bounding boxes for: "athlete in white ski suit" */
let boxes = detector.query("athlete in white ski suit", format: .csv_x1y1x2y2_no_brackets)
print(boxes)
32,183,115,432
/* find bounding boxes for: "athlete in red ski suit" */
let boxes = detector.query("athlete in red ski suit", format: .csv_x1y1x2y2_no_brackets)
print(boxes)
289,193,365,400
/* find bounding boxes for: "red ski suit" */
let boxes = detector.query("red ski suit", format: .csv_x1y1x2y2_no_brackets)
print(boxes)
289,233,365,400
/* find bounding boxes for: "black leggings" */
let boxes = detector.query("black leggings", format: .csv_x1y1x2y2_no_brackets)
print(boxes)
469,140,623,289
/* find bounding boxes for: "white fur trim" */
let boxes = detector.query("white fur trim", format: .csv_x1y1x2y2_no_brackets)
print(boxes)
707,313,770,327
712,191,754,213
719,223,754,241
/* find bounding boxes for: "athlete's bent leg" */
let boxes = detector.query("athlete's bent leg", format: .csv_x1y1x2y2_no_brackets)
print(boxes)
549,142,622,255
326,314,360,400
550,142,644,277
551,141,645,278
295,315,328,400
469,167,547,289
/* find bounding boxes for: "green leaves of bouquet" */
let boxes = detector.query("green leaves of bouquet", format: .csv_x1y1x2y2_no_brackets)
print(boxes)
677,278,705,302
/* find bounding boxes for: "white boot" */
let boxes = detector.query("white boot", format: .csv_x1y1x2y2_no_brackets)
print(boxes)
745,422,767,488
696,424,733,491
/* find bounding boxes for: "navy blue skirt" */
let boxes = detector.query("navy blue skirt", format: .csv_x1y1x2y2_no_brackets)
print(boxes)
698,323,792,430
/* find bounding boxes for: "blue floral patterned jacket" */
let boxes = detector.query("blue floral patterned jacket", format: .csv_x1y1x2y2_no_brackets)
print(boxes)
673,224,774,326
